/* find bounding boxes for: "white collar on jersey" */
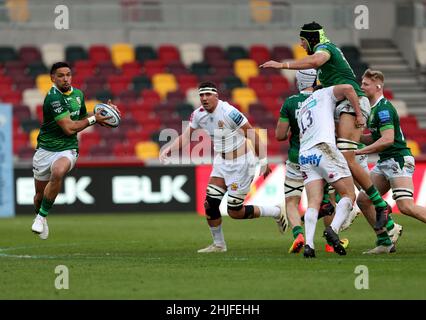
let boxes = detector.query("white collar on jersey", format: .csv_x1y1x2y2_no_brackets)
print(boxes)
371,95,384,109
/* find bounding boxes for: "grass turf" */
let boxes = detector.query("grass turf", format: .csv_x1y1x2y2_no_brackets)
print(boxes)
0,213,426,299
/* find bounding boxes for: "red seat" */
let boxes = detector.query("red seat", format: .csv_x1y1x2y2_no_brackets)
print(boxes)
143,60,165,77
249,45,271,65
13,130,29,154
89,45,111,62
271,46,293,60
113,143,136,157
79,131,101,146
158,44,181,63
121,61,143,78
140,89,161,105
19,46,42,65
383,89,394,100
203,45,225,63
176,74,198,92
0,90,22,105
107,75,132,96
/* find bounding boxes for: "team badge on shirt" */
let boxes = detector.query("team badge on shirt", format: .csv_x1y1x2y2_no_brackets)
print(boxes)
230,183,238,191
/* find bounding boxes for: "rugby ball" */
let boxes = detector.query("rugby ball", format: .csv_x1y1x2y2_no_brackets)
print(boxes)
94,103,121,128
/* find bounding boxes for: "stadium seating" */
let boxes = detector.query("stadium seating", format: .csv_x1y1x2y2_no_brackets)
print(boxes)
292,44,307,60
179,43,203,68
5,42,419,161
65,45,88,64
415,42,426,72
40,43,65,67
152,73,177,99
111,43,135,68
135,141,160,160
234,59,259,84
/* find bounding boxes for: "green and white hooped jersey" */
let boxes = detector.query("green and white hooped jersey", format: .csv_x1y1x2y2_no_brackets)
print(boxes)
37,86,88,152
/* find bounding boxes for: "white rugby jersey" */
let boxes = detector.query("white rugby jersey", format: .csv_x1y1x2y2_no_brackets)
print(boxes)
189,100,248,153
297,86,338,153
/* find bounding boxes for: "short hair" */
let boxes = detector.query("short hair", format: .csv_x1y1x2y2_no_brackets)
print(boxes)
198,81,217,91
362,69,384,83
50,62,71,75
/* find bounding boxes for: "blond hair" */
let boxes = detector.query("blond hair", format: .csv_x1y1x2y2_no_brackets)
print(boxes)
362,69,384,83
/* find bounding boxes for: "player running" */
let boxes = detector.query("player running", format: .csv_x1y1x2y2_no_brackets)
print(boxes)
160,81,288,253
31,62,116,239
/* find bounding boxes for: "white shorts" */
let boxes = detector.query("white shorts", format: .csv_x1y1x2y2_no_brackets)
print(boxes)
284,160,304,198
356,153,369,174
334,96,371,122
33,148,78,181
299,143,352,185
371,156,415,179
210,151,256,197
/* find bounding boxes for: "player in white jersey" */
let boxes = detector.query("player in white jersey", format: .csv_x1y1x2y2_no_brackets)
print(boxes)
160,82,288,253
297,84,361,257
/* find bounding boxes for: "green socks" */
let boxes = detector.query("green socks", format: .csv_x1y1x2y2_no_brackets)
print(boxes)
366,185,387,208
292,226,303,239
39,197,54,217
376,231,392,246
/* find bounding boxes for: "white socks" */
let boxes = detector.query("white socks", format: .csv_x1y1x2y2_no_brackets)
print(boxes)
331,197,353,233
259,206,281,219
304,208,318,248
209,225,226,247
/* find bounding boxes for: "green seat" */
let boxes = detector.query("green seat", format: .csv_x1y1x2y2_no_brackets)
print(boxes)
65,46,88,63
132,75,152,92
135,45,157,62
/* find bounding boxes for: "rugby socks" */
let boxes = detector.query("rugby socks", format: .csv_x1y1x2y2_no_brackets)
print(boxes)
366,185,387,208
330,197,352,233
376,231,392,247
386,214,395,231
292,226,303,239
209,225,226,247
304,208,318,248
259,206,281,219
38,197,54,217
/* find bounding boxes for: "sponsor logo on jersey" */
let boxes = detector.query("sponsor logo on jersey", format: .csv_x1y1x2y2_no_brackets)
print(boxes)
230,182,238,191
76,97,81,105
378,110,391,123
51,100,64,114
299,154,322,167
229,109,243,126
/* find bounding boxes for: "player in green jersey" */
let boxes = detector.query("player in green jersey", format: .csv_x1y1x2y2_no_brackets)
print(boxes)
260,21,392,232
356,69,426,253
31,62,118,240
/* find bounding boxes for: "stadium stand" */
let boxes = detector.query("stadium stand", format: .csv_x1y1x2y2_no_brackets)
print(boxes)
0,40,420,161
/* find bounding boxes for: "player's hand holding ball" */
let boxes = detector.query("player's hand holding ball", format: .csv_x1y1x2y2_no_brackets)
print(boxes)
94,100,121,128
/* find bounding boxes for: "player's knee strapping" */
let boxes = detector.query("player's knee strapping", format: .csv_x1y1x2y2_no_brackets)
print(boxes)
392,188,414,201
285,180,303,197
227,193,245,212
337,138,358,153
204,184,225,220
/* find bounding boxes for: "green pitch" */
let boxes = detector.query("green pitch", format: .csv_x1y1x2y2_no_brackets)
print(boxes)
1,213,426,299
